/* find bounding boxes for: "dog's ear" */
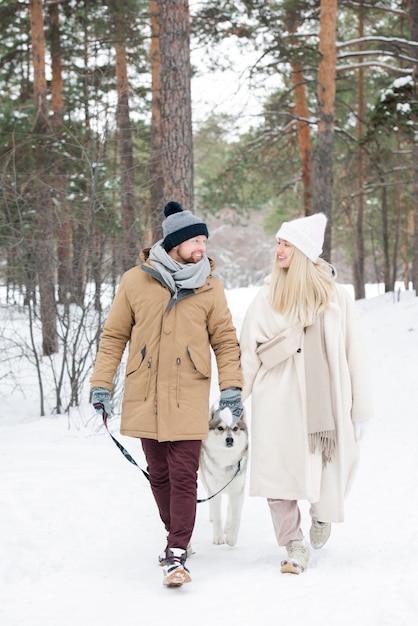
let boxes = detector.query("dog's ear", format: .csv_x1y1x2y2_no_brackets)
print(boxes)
235,412,248,432
208,417,222,430
209,402,218,421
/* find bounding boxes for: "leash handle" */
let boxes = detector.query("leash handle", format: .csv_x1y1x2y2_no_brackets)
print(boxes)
94,402,150,481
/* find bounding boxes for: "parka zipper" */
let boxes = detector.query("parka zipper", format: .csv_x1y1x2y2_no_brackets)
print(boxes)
144,357,152,401
176,357,181,407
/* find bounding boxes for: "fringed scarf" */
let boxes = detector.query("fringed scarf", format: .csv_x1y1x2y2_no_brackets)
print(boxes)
304,315,336,466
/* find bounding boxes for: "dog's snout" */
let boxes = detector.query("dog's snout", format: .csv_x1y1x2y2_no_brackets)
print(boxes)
225,436,234,447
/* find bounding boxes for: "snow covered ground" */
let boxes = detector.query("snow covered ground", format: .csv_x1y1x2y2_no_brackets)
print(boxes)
1,285,418,626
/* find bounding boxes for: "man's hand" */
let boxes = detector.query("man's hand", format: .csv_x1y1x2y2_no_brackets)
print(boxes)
91,387,112,419
213,388,244,427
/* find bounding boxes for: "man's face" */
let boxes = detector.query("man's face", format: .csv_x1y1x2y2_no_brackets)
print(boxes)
168,235,207,264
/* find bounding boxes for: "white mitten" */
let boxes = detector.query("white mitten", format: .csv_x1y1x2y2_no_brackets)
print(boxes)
354,420,368,442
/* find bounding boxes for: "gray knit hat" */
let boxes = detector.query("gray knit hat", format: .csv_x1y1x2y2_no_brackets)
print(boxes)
162,201,209,252
276,212,327,262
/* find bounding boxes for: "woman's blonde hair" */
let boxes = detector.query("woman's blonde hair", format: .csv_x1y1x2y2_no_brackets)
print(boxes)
269,245,335,327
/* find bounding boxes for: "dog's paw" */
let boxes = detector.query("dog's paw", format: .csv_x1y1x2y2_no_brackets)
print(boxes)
225,533,238,547
224,521,239,547
212,535,225,545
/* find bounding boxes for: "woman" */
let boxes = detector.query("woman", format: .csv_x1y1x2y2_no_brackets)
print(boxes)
240,212,373,575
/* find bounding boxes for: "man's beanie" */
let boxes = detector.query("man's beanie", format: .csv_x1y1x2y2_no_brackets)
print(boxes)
162,201,209,252
276,212,327,263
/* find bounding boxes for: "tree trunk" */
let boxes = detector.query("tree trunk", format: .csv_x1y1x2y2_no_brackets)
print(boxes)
285,8,312,216
392,147,401,291
115,38,138,270
49,2,72,306
314,0,337,261
72,222,88,306
381,177,391,292
411,0,418,292
354,6,366,299
107,0,138,270
147,0,164,245
291,60,313,214
29,0,58,356
158,0,194,209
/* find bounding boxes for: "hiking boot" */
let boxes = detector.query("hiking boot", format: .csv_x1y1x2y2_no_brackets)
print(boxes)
158,542,194,566
310,519,331,549
162,548,192,587
280,541,310,574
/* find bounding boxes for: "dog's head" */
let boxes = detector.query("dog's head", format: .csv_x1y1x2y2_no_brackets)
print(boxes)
206,405,248,450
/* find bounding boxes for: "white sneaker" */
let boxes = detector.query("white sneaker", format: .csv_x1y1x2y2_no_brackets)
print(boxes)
158,542,194,566
162,548,192,587
280,541,310,574
310,520,331,549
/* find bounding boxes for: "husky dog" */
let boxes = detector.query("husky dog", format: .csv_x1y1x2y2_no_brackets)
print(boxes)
199,407,248,547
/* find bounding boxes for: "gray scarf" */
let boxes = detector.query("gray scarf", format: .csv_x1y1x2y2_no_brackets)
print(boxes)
148,240,211,298
304,315,336,466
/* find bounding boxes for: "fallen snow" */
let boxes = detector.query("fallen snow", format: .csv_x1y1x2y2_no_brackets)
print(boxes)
1,286,418,626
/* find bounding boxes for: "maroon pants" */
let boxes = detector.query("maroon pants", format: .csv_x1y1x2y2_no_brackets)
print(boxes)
141,438,201,551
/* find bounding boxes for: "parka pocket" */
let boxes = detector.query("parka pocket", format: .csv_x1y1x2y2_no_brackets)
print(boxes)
126,346,152,401
125,354,152,402
186,346,210,378
126,345,146,376
175,350,210,410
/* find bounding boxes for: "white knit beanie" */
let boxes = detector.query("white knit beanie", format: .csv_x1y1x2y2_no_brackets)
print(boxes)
275,212,327,263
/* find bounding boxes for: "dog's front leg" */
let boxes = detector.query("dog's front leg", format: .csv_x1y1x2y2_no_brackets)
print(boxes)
224,490,245,547
209,495,225,544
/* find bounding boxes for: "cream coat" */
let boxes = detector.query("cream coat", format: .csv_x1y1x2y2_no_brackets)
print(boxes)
90,253,242,442
240,279,373,522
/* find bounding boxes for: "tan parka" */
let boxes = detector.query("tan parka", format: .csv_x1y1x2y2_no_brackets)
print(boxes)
90,251,243,442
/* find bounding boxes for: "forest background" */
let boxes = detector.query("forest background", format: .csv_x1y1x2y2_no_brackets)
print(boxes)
1,0,418,417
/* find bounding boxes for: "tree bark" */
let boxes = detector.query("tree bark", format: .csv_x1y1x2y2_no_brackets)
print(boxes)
314,0,337,260
381,175,391,291
392,140,402,291
107,0,138,270
285,6,313,216
158,0,194,210
291,60,313,215
354,5,366,299
29,0,58,356
411,0,418,292
115,39,138,270
49,2,72,305
147,0,164,244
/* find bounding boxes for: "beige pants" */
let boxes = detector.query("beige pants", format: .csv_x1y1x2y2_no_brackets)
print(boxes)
267,499,319,546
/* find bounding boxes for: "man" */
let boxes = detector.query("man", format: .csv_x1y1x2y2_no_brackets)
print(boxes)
90,201,243,587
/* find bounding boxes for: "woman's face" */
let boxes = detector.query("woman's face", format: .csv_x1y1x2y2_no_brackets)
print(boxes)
275,239,293,269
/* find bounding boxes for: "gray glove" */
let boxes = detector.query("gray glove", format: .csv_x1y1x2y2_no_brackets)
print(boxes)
91,387,112,419
214,388,244,426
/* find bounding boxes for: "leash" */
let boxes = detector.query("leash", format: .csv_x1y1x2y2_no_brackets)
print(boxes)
95,402,243,502
197,460,243,503
94,402,150,481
